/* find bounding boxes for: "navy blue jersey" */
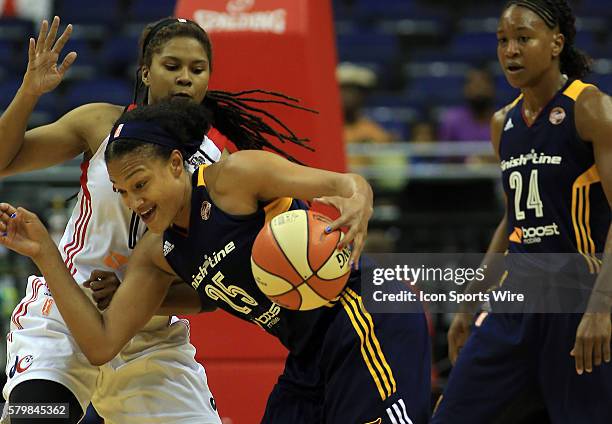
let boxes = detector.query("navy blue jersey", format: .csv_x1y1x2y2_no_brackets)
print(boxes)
499,80,610,273
164,166,432,422
163,166,350,355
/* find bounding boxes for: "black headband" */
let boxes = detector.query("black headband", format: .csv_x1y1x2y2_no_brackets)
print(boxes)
109,120,193,153
142,17,190,58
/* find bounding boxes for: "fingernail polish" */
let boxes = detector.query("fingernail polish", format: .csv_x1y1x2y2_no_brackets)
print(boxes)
325,226,331,233
9,213,16,219
1,232,6,237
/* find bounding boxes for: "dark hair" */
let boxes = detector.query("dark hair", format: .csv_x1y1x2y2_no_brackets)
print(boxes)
105,98,209,163
138,18,213,71
106,97,313,165
503,0,592,79
132,18,315,163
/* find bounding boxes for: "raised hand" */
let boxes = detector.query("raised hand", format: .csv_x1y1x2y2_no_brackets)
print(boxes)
22,16,77,97
0,203,54,259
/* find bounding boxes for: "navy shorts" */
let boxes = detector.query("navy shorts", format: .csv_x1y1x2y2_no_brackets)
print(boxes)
261,266,431,424
432,311,612,424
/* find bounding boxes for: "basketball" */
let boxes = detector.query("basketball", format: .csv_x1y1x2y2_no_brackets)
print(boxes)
251,210,352,311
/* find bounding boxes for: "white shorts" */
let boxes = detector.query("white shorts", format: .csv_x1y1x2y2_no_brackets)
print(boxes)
2,276,221,424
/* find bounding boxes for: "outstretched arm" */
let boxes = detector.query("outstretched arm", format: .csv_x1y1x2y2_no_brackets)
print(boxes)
0,204,175,365
208,150,373,267
0,16,123,178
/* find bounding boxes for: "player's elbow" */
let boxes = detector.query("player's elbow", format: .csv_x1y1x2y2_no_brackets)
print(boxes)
84,344,119,366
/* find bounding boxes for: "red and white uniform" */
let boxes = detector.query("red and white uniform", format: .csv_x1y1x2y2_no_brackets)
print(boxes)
3,131,224,424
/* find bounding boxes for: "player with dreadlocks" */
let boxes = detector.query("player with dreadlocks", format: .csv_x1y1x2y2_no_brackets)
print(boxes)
0,15,312,424
135,17,314,162
433,0,612,422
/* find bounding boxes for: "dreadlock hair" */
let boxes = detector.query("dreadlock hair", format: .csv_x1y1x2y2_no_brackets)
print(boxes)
504,0,592,79
105,98,210,165
134,17,315,163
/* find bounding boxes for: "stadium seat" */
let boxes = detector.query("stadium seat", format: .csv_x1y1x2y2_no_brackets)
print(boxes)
99,35,141,77
62,79,133,113
0,78,60,125
405,75,465,105
55,0,121,25
494,75,521,106
128,0,177,22
0,18,34,42
576,0,612,16
587,74,612,93
337,32,399,63
450,32,497,61
61,39,98,80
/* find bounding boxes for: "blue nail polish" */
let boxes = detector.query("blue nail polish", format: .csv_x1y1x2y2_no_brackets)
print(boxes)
1,232,6,237
9,213,16,219
325,226,331,233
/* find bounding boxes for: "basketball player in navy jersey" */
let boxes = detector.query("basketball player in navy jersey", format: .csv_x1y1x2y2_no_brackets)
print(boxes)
0,98,432,424
0,15,317,424
432,1,612,423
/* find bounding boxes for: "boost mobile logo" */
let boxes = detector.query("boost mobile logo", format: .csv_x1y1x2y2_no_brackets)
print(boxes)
509,223,560,244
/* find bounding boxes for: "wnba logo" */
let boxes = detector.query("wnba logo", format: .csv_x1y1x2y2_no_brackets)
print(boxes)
227,0,255,13
201,201,212,220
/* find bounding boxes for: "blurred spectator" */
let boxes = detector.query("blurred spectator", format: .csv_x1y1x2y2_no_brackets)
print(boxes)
410,119,437,143
338,63,408,198
438,67,495,142
0,0,52,24
338,62,395,146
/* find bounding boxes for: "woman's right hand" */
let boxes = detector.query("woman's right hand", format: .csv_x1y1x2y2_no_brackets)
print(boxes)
447,312,474,365
22,16,77,97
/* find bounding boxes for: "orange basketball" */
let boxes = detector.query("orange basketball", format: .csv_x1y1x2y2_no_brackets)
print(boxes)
251,210,352,311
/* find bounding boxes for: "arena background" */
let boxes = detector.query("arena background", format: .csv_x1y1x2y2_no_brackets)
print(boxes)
0,0,609,422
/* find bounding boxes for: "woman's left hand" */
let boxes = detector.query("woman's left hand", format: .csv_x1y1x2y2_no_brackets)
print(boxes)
315,189,373,270
0,203,53,260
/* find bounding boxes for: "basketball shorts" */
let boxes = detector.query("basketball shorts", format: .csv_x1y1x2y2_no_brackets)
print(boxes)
262,280,431,424
432,274,612,423
2,276,221,424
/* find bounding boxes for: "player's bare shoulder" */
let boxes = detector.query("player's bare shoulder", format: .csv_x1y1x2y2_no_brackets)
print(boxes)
490,100,518,158
574,85,612,144
62,103,125,154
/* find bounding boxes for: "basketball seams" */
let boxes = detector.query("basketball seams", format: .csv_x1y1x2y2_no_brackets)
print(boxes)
270,210,313,282
302,274,348,301
251,210,350,310
251,258,297,292
252,222,303,284
307,212,341,275
271,287,302,310
296,284,329,309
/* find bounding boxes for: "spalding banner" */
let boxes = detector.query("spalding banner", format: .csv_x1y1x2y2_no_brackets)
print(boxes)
176,0,344,172
175,1,344,422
